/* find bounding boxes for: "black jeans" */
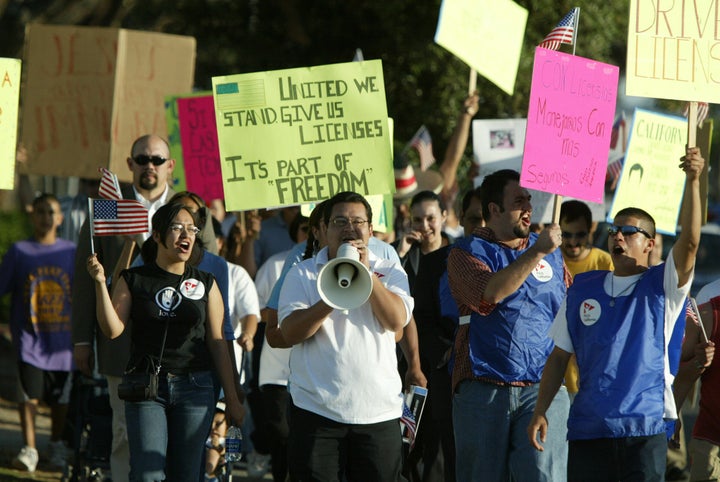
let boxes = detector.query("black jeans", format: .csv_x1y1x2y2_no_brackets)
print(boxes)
260,384,290,481
568,433,667,481
287,403,402,482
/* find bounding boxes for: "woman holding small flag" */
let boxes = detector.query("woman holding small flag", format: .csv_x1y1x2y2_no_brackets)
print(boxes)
86,202,244,482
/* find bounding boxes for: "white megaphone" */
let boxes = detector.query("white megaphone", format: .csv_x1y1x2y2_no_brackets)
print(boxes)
317,243,373,311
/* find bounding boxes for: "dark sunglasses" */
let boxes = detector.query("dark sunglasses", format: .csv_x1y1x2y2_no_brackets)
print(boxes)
607,225,652,239
133,155,167,166
561,231,588,240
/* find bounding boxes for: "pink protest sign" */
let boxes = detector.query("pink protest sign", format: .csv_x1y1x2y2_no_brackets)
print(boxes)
177,95,224,202
521,48,619,203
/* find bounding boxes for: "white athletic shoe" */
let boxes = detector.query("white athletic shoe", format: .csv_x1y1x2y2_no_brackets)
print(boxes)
12,446,39,472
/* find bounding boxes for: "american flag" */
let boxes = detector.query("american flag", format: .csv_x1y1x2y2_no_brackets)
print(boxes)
90,199,149,236
401,402,417,445
539,8,579,51
98,167,122,201
689,297,710,343
683,102,710,127
410,125,435,171
609,112,627,152
606,112,628,186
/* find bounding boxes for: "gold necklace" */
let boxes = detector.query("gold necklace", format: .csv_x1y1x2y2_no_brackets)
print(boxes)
609,273,642,307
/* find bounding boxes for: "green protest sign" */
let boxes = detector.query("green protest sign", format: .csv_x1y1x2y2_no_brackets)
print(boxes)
212,60,393,210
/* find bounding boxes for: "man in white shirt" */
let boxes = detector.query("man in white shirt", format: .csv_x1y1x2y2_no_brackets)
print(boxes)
279,191,413,481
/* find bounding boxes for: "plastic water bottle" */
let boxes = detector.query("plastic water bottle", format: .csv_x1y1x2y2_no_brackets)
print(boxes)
225,426,243,463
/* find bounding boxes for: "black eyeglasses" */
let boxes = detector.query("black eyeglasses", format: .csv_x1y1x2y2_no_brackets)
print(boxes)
561,231,588,240
330,217,368,228
133,155,167,166
607,225,652,239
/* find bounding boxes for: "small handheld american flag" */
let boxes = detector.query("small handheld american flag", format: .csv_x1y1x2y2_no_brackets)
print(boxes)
89,198,149,237
539,8,579,51
98,167,123,201
689,297,710,343
683,102,710,127
410,125,435,172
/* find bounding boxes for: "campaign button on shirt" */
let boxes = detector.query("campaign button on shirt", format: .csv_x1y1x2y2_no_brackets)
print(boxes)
580,299,601,326
531,259,553,282
180,278,205,300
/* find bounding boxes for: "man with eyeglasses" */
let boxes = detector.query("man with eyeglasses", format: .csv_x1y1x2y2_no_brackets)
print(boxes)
529,147,705,481
71,134,176,482
278,191,413,481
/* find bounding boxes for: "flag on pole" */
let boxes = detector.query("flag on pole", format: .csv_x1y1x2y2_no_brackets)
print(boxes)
539,8,579,50
606,155,624,185
683,102,710,127
606,112,628,186
609,112,628,152
689,297,710,343
98,167,122,201
409,125,435,171
90,199,149,237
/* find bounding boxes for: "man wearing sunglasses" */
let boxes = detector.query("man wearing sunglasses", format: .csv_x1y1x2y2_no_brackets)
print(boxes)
71,134,176,482
529,147,705,481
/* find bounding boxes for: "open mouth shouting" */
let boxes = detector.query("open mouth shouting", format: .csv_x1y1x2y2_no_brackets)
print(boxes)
611,243,625,255
520,211,531,227
177,239,192,254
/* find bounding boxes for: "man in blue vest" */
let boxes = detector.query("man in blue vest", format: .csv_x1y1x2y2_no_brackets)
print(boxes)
528,147,704,480
447,169,571,481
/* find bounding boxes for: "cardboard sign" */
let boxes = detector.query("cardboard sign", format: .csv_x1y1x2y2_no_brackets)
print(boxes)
435,0,527,96
212,60,393,211
521,48,619,203
609,109,687,234
627,0,720,102
177,95,224,202
21,25,196,182
0,58,21,190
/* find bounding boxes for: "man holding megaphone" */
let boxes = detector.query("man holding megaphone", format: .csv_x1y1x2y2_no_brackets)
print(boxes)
279,191,413,482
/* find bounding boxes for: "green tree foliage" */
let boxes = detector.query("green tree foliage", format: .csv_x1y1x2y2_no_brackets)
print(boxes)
0,211,31,322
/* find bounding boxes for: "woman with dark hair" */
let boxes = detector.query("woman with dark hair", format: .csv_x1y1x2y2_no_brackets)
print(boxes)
86,202,244,482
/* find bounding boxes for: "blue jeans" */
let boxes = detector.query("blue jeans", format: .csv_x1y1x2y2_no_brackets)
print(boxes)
453,380,569,482
125,371,215,482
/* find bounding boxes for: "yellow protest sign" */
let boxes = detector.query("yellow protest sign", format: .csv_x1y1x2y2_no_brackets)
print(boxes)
627,0,720,102
609,109,687,234
212,60,393,211
0,58,20,190
435,0,527,95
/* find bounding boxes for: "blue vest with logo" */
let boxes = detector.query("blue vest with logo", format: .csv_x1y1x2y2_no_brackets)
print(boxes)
455,232,566,383
566,267,668,440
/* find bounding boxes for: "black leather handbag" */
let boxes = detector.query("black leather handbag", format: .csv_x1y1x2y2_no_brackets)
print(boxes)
118,319,169,402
